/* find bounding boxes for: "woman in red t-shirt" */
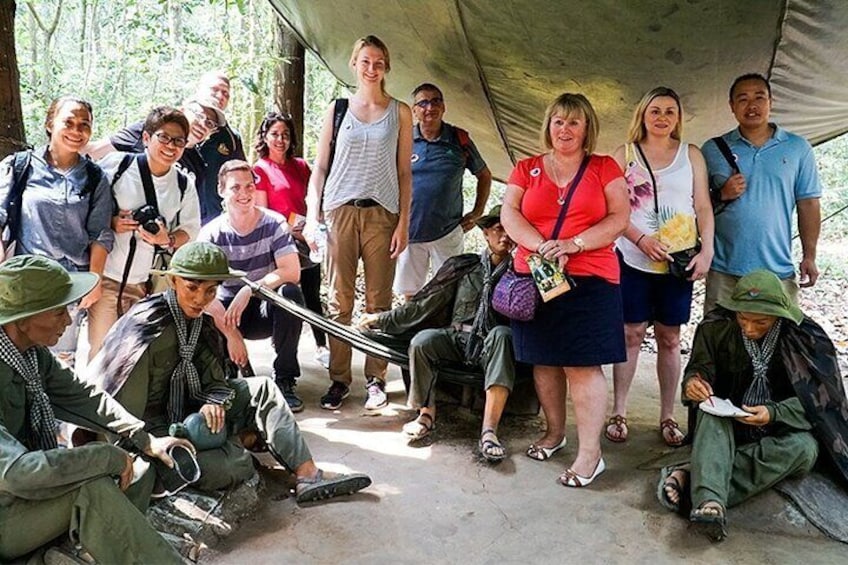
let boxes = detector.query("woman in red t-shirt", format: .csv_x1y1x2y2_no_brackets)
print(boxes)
501,93,629,488
254,113,329,366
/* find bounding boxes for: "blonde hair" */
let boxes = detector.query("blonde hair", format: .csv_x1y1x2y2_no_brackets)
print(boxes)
350,35,391,91
540,93,599,154
626,87,683,144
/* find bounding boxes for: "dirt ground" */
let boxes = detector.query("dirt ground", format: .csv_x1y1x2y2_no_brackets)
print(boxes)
201,336,846,565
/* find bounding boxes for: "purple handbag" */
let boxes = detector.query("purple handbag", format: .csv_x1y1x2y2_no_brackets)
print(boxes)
492,268,539,322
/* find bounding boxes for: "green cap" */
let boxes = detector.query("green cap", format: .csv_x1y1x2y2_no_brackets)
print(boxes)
0,255,98,325
475,205,502,229
717,270,804,325
151,241,245,281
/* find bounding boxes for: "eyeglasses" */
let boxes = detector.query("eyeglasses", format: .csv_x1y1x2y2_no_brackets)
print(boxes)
414,97,444,109
267,132,291,141
153,131,188,148
189,105,219,131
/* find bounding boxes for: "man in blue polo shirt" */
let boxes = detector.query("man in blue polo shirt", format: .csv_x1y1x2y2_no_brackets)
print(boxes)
394,83,492,299
701,73,822,313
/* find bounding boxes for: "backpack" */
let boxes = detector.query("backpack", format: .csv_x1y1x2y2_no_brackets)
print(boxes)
326,98,349,177
454,126,473,166
1,150,104,248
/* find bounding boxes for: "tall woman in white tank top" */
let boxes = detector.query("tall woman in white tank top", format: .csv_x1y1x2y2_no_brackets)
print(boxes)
305,35,413,410
606,87,714,446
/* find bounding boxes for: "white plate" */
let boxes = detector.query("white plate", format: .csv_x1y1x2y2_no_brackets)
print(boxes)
699,396,750,418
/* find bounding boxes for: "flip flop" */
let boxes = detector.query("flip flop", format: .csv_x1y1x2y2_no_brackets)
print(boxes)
478,428,507,463
402,413,434,441
525,436,568,461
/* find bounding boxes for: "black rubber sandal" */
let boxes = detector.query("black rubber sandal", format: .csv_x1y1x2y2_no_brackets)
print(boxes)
478,428,507,464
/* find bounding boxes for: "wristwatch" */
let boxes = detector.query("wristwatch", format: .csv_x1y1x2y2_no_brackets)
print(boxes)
571,236,586,253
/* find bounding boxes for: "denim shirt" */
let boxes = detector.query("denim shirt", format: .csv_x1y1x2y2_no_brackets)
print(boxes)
0,146,114,270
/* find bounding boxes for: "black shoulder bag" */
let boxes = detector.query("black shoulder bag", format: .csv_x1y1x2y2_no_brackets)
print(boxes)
709,136,739,215
634,143,700,280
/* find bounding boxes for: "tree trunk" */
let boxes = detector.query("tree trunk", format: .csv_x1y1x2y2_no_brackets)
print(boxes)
274,18,305,157
0,0,26,158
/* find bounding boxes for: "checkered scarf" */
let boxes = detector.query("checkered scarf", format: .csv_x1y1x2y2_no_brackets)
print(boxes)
164,289,206,422
464,250,510,364
0,328,58,450
741,318,783,438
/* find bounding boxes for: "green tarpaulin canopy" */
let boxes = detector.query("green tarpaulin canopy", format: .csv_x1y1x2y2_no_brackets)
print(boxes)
269,0,848,180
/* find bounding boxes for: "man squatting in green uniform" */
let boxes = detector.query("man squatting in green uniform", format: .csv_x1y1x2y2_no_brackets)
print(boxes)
658,270,848,541
86,241,371,502
360,205,516,463
0,255,188,563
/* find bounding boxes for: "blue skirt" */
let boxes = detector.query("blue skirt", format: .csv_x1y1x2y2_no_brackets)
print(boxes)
512,276,625,367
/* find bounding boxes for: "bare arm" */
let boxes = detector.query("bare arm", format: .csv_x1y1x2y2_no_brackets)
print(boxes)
501,184,544,253
390,101,414,258
610,145,643,245
305,102,336,232
688,145,714,279
797,197,821,287
79,242,108,310
82,137,117,161
460,166,492,232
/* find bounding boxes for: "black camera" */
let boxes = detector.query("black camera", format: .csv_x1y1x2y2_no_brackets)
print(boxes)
132,205,165,234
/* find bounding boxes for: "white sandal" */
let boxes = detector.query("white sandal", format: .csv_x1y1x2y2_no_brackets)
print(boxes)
402,413,434,440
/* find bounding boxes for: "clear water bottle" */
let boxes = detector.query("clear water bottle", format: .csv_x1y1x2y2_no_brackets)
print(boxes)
309,223,328,263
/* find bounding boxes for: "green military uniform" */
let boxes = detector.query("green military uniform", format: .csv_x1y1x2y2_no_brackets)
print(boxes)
0,344,181,563
95,294,313,491
683,314,820,510
375,252,514,409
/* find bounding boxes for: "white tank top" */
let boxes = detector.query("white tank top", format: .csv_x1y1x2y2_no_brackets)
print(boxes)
323,98,400,213
617,142,698,273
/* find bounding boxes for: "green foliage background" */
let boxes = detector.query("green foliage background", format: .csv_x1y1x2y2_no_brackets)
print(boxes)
15,0,344,162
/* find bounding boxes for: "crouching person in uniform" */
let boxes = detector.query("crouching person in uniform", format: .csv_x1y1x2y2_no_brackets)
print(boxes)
87,241,371,503
0,255,187,563
360,205,516,463
658,270,848,541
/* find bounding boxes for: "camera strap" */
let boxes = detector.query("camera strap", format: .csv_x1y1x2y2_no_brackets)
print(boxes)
116,154,161,317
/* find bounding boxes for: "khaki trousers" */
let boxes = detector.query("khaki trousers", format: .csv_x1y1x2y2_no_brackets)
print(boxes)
325,204,398,385
87,276,147,361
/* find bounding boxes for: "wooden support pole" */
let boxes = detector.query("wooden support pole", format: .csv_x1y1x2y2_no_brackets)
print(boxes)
274,18,305,157
0,0,27,158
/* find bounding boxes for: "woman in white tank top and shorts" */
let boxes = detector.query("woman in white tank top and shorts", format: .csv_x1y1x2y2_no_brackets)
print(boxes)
606,87,715,446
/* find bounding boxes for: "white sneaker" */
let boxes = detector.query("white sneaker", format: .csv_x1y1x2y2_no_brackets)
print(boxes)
364,378,388,410
315,346,330,369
